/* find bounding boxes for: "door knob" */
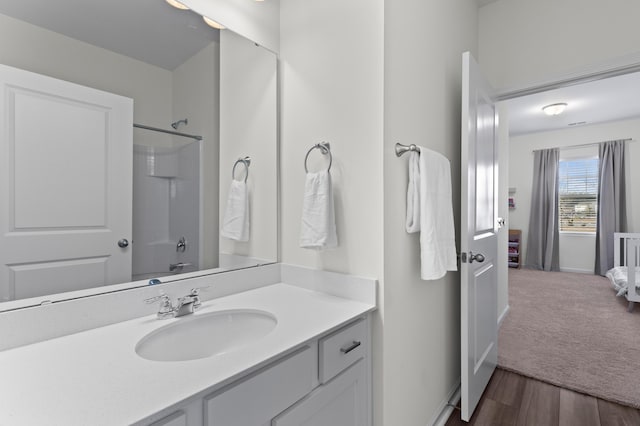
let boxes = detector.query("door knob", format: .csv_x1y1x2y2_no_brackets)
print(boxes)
118,238,129,248
469,252,485,263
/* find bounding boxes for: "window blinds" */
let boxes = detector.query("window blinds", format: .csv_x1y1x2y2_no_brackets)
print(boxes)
558,157,599,232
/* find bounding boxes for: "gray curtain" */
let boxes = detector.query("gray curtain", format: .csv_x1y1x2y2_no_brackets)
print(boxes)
595,140,627,275
526,148,560,271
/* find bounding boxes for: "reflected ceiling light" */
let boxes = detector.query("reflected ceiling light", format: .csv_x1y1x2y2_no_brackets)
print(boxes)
165,0,190,10
542,102,568,116
203,16,226,30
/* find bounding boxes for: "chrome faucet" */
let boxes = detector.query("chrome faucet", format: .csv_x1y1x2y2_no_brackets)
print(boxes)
174,288,202,317
144,288,203,319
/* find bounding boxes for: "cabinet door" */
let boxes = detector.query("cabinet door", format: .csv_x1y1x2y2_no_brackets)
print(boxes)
205,346,315,426
272,360,368,426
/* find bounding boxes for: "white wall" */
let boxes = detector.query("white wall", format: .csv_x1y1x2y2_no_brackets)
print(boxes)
279,1,384,278
219,30,278,263
383,2,478,425
182,0,279,53
173,42,220,270
509,118,640,273
479,0,640,91
281,2,479,424
0,13,173,138
279,0,384,423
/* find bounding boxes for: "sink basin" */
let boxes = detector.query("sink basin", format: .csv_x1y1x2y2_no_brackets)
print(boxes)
135,309,277,362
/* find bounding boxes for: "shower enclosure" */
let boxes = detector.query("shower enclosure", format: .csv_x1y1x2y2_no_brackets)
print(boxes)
132,133,201,281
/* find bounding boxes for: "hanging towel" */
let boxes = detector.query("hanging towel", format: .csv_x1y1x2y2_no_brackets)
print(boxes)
300,170,338,250
418,146,457,280
405,151,421,233
221,180,250,242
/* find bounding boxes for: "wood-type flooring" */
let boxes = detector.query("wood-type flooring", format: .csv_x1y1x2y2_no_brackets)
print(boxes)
445,368,640,425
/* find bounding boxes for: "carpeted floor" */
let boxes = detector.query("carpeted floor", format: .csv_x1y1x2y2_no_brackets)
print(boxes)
499,268,640,409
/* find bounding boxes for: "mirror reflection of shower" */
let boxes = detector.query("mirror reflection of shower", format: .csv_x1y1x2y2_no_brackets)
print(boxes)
132,122,202,281
171,118,188,130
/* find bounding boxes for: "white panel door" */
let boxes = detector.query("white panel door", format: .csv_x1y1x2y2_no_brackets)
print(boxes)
460,52,499,421
0,64,133,302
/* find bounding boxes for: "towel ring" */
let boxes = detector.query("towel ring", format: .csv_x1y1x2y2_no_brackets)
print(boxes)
304,142,332,173
232,156,251,182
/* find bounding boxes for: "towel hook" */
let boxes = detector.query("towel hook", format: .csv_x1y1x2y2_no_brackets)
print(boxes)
304,142,332,173
395,143,421,157
232,156,251,183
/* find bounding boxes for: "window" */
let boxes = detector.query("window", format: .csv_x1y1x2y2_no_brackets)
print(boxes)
558,157,598,232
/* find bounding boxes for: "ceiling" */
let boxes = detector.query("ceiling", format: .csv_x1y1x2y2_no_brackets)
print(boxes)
3,0,637,134
505,71,640,136
0,0,218,70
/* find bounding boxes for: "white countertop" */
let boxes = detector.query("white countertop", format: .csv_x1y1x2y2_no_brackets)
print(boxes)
0,283,375,425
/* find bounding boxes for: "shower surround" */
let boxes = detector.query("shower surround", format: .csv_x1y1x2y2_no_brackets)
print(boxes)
132,142,200,280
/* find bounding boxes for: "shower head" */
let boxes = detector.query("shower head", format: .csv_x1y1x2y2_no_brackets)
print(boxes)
171,118,188,129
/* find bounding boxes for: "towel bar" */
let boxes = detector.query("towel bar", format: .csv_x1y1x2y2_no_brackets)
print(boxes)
232,156,251,182
395,143,420,157
304,142,332,173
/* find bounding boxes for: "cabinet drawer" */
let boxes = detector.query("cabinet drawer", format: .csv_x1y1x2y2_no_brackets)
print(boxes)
319,318,367,383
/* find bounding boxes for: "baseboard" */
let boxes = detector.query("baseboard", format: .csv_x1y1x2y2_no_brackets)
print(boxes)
429,380,461,426
559,267,593,274
498,305,510,327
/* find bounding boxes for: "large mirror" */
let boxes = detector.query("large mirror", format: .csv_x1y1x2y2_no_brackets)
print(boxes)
0,0,278,311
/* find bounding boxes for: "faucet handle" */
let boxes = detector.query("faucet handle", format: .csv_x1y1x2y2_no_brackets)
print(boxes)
144,293,170,304
188,286,212,296
144,293,175,318
187,287,210,310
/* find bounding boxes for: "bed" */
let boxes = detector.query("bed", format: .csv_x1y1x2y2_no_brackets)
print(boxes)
607,233,640,312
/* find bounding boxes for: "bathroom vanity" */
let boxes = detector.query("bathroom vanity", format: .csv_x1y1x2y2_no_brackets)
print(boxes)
0,265,376,425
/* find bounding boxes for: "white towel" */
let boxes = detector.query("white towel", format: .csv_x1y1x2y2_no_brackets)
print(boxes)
221,180,250,242
299,170,338,250
418,147,457,280
405,151,420,233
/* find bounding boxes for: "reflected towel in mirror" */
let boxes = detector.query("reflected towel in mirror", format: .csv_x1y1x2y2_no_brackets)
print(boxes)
221,180,250,242
300,170,338,250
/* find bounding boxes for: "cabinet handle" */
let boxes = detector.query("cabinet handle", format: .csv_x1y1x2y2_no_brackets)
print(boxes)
340,340,361,354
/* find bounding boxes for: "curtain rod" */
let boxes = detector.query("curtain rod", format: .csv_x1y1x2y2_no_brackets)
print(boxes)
532,138,634,153
133,123,203,141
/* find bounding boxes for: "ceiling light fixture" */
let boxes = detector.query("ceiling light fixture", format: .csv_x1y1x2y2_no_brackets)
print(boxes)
203,16,225,30
542,102,568,116
165,0,190,10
